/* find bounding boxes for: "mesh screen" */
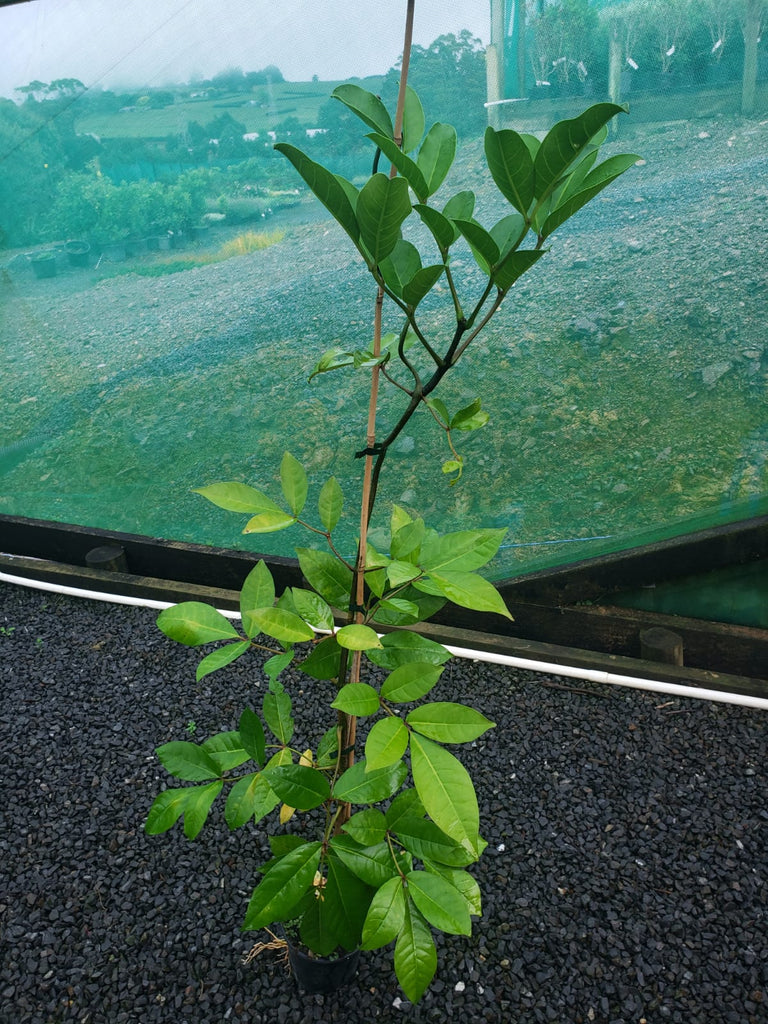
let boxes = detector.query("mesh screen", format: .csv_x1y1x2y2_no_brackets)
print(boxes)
1,0,766,579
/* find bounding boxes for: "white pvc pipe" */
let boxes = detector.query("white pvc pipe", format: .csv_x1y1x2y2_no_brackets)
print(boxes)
1,569,766,710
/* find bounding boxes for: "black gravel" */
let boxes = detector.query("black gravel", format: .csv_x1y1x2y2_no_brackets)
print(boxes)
1,581,766,1024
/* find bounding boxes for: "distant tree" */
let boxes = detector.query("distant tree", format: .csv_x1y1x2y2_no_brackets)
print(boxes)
212,66,246,92
149,90,175,109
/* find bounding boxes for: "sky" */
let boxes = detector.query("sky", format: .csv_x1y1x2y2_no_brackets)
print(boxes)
0,0,489,99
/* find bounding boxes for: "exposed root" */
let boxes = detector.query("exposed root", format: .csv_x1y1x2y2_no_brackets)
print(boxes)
242,929,290,969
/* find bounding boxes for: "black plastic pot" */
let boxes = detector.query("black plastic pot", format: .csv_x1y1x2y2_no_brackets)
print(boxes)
65,240,90,267
281,928,361,994
30,252,57,279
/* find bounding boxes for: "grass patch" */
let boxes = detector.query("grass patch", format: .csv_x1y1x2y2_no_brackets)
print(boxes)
102,229,285,278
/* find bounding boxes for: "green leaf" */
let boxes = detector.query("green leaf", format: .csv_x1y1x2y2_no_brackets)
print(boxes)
484,126,535,215
357,173,412,264
450,397,489,432
243,510,296,534
145,788,189,835
386,788,426,830
263,679,294,745
541,152,640,240
157,602,240,647
425,863,482,917
493,248,545,292
406,703,496,744
246,606,315,644
202,730,251,772
443,189,475,223
453,218,500,276
387,560,422,587
156,741,222,781
240,560,276,637
193,481,282,515
298,634,342,681
318,476,343,533
416,571,512,619
296,547,353,609
336,624,382,651
380,662,444,704
366,631,451,670
394,900,437,1004
406,870,471,936
371,598,421,625
420,527,506,573
417,122,457,196
316,725,340,767
238,707,266,767
299,891,338,957
391,517,425,560
425,397,450,425
280,452,308,517
291,588,334,631
333,758,408,804
379,238,422,298
361,876,406,950
533,103,628,203
413,203,455,252
263,649,294,683
368,134,429,203
392,814,473,867
195,640,250,682
491,212,527,258
183,780,223,840
343,808,388,847
243,841,322,931
410,734,480,859
402,264,445,307
330,836,399,888
331,682,381,716
308,346,355,382
332,83,393,139
401,85,425,154
365,716,409,771
275,143,359,245
262,764,330,810
321,852,374,952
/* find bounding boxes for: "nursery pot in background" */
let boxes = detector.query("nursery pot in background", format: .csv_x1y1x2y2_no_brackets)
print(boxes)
30,252,57,278
65,240,90,267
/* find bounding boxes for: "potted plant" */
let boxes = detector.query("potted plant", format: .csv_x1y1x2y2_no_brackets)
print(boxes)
146,3,639,1002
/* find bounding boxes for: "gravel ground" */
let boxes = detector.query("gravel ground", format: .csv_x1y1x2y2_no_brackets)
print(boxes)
1,581,766,1024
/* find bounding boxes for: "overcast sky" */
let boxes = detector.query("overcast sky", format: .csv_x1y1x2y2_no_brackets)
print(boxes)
0,0,489,98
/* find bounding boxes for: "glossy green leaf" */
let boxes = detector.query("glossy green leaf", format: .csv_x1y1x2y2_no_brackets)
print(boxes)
290,588,334,632
238,707,266,767
322,852,374,951
425,397,450,425
361,876,406,950
368,133,429,202
365,716,409,771
202,730,251,772
193,481,281,515
342,808,388,847
380,662,444,703
391,517,425,560
410,734,480,859
425,863,482,917
402,264,445,307
401,85,425,153
263,649,294,683
453,218,499,275
246,606,315,644
298,634,342,681
484,126,535,214
296,548,353,609
394,900,437,1004
240,560,276,637
493,247,545,292
386,560,421,587
406,703,496,744
443,189,475,224
280,452,308,517
275,143,359,245
331,682,381,716
419,527,506,573
145,788,189,835
366,631,451,670
417,121,457,195
243,509,296,534
357,173,412,264
392,814,473,867
332,83,394,139
308,346,355,382
318,475,343,533
195,640,250,682
541,152,640,240
333,758,408,804
262,764,330,810
336,623,382,651
263,678,294,745
490,212,527,258
415,570,512,619
330,835,399,888
183,780,223,840
450,397,489,432
413,203,454,252
243,841,322,930
371,598,421,625
156,741,222,781
406,870,471,935
386,788,425,829
316,725,340,768
379,238,422,298
157,602,240,647
299,890,338,957
533,102,628,203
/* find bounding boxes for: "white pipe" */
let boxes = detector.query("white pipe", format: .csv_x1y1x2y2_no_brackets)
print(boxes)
1,569,766,710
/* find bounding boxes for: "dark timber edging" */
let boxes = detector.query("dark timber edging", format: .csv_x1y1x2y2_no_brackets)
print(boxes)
1,513,766,696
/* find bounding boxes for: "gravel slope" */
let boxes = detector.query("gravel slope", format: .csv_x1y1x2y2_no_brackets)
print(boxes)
1,581,766,1024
